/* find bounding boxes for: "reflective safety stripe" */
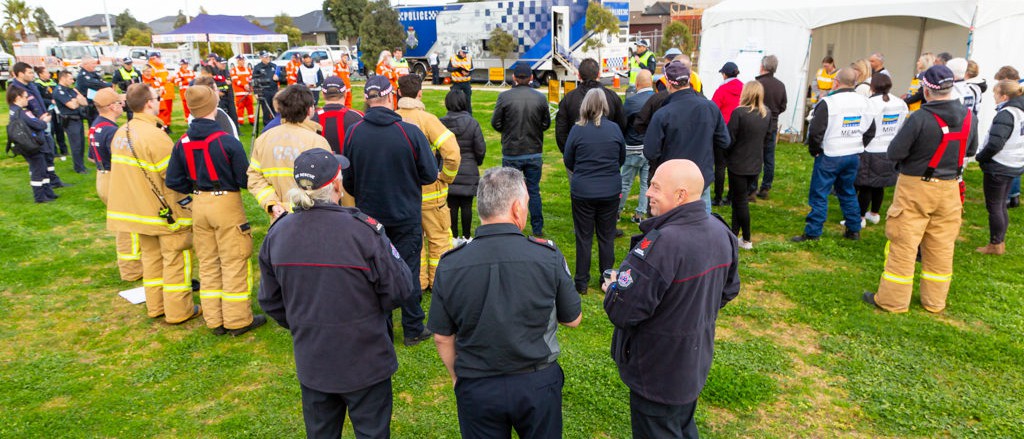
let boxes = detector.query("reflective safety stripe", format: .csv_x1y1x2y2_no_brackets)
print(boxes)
261,167,293,178
222,292,250,302
442,166,459,177
107,211,193,229
882,271,914,285
423,188,449,201
47,167,55,172
117,252,141,261
921,271,952,282
164,284,191,292
432,130,455,151
30,181,44,187
118,233,142,260
199,290,223,299
143,278,163,287
250,159,262,171
256,187,276,202
111,154,170,172
428,258,440,266
246,259,253,297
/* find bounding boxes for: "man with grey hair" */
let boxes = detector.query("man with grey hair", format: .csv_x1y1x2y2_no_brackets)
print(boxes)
75,56,112,127
869,52,891,78
429,166,582,438
753,54,788,199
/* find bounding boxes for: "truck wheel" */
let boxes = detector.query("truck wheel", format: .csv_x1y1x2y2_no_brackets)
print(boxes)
413,62,427,80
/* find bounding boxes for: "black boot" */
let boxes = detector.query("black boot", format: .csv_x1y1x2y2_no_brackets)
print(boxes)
1009,196,1020,209
32,186,51,203
43,184,58,200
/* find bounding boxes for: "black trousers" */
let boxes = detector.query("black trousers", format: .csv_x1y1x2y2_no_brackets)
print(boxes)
855,185,885,216
63,117,86,173
983,172,1015,244
571,196,618,292
455,363,564,439
713,148,727,201
630,391,699,439
300,378,392,439
451,82,472,110
448,194,474,238
729,172,756,241
50,109,68,155
381,222,425,338
258,91,277,128
431,65,440,85
25,151,52,202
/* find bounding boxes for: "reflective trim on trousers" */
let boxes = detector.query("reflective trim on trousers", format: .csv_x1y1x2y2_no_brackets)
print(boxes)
199,290,224,299
143,277,163,287
921,270,952,283
423,188,449,201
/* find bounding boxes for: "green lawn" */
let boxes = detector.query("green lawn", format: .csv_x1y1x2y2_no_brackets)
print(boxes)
1,87,1022,438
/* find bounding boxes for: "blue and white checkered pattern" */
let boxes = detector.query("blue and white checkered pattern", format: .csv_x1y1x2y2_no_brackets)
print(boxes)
482,1,551,52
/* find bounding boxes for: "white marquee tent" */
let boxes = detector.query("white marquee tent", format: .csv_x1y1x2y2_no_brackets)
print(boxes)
698,0,1024,137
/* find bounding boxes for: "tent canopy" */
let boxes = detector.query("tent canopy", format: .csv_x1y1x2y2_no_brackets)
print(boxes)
152,14,288,44
699,0,1024,137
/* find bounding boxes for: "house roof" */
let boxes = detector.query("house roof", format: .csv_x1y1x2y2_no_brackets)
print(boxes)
643,2,693,16
148,16,179,35
292,10,336,34
61,13,112,28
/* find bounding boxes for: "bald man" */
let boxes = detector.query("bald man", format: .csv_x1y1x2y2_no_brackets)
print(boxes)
620,70,655,224
602,159,740,438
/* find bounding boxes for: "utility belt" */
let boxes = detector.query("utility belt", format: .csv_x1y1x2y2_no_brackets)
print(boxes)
193,189,237,196
507,361,555,376
61,114,82,121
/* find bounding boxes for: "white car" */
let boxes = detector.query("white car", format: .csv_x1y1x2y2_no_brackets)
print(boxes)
228,54,260,71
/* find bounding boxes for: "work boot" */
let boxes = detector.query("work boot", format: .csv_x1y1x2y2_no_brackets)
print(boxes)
212,326,228,336
43,184,58,200
757,189,770,200
229,315,267,336
1009,196,1020,208
862,291,883,310
32,186,50,203
975,242,1006,255
844,230,861,241
790,234,819,243
404,328,433,347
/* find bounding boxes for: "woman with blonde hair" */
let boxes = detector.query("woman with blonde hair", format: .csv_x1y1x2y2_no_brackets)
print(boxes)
563,88,626,294
375,50,398,105
724,81,771,249
904,52,936,111
852,59,872,96
975,80,1024,255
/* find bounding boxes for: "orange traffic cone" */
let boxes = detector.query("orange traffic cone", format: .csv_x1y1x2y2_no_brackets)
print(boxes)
613,75,620,88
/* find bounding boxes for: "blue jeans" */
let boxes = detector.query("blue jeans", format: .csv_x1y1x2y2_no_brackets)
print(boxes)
701,186,712,214
619,152,650,216
1010,175,1021,198
503,156,544,235
805,154,861,237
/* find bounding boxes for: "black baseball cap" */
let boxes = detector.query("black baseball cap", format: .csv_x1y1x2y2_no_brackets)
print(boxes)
293,149,350,190
513,63,532,78
323,75,347,93
719,62,739,76
364,75,394,98
664,60,690,85
921,65,955,90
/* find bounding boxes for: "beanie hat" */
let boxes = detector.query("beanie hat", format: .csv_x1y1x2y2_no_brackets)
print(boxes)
186,86,219,118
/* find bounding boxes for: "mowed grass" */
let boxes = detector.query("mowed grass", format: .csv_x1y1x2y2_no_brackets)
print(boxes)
1,86,1023,438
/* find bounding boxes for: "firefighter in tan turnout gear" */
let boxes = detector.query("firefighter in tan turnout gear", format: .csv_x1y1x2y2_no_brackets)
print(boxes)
106,83,200,324
166,86,267,336
247,85,332,220
395,75,461,291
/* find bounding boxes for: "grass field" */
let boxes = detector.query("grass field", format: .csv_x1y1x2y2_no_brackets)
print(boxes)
1,86,1023,438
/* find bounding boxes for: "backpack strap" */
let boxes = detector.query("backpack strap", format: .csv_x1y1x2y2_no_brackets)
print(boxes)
179,131,230,190
89,121,116,171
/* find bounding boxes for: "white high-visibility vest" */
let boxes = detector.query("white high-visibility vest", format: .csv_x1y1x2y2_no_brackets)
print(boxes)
988,106,1024,168
819,90,872,157
864,94,909,154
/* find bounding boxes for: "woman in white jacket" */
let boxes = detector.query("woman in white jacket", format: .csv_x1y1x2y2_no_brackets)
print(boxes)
853,73,909,226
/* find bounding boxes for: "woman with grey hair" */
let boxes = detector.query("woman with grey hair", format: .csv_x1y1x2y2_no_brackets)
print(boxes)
563,88,626,294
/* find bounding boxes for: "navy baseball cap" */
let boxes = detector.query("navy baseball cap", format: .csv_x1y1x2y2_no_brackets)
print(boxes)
664,60,690,85
513,63,532,78
364,75,394,99
122,57,133,64
719,61,739,76
323,75,347,93
921,65,955,90
259,50,271,57
293,149,350,190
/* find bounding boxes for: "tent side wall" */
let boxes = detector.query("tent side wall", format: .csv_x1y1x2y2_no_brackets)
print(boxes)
698,19,811,137
970,13,1024,136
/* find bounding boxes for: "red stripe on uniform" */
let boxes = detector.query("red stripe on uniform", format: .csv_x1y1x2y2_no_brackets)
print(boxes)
672,263,731,284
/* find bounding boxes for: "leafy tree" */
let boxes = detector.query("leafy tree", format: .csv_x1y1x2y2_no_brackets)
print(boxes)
173,10,189,29
31,7,56,37
581,2,619,61
66,27,89,41
2,0,34,41
114,9,149,41
120,27,151,46
274,13,302,46
661,21,692,54
323,0,365,41
488,26,515,84
357,0,404,72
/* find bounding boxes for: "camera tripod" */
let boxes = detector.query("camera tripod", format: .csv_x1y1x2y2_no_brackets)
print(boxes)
249,91,276,149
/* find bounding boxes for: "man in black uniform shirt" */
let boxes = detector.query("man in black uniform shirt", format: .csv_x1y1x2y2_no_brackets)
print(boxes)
251,51,280,128
75,56,113,128
259,149,414,439
429,166,582,439
112,57,142,120
53,70,89,173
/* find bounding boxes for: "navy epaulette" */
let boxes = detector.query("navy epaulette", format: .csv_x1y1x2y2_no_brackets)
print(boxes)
353,212,385,234
631,229,661,260
710,212,730,228
440,240,469,259
528,236,557,251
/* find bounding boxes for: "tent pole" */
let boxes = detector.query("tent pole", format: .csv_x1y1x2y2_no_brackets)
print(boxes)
966,4,978,58
792,31,813,138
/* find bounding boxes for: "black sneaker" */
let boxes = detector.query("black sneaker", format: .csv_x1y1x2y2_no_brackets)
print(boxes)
229,314,267,336
790,234,820,243
844,230,861,241
756,189,770,199
1009,196,1020,208
404,328,433,347
212,326,228,336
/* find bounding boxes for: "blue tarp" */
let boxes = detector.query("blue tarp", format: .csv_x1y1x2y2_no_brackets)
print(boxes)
152,14,287,43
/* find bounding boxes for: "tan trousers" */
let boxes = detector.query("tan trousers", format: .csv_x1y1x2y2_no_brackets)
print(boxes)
97,171,143,281
139,232,196,323
192,192,254,330
420,202,452,290
875,175,962,313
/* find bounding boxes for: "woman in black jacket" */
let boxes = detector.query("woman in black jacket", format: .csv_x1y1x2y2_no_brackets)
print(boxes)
725,81,771,249
440,89,486,242
976,80,1024,255
564,88,626,294
7,87,57,203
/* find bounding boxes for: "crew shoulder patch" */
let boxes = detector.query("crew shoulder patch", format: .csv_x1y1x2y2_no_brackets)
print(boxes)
527,236,557,251
353,211,384,234
631,229,662,260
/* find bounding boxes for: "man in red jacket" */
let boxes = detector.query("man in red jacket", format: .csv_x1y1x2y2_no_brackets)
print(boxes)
711,62,743,205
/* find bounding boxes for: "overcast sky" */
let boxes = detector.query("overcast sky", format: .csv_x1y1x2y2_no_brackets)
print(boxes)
37,0,330,26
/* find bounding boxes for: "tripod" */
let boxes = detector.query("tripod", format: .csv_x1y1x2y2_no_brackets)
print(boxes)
249,91,275,149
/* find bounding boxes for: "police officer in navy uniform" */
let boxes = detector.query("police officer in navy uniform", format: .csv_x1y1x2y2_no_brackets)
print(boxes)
53,70,90,174
603,159,740,439
112,57,142,120
9,62,66,189
251,51,280,128
258,149,415,439
75,56,113,128
428,167,582,439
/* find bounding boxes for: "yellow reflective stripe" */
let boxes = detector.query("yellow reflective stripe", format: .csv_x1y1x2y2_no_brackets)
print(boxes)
262,167,293,177
199,290,223,299
111,154,169,172
182,250,192,284
422,188,449,201
108,211,192,229
117,253,142,261
428,258,440,266
164,284,191,292
432,130,455,151
246,259,253,297
921,271,952,282
222,292,250,302
131,233,140,254
882,271,914,285
442,166,459,177
256,187,276,203
250,159,262,171
143,278,163,287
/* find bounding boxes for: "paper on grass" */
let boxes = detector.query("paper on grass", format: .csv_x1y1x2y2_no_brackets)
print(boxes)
118,286,146,304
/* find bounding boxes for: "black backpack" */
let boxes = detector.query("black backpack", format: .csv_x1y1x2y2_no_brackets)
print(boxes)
6,107,44,157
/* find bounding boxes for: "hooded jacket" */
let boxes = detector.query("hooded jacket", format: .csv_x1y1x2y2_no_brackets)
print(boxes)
396,97,461,208
711,77,743,124
976,96,1024,177
491,84,551,156
106,113,192,235
888,98,978,179
247,120,331,213
343,106,438,226
441,110,486,197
